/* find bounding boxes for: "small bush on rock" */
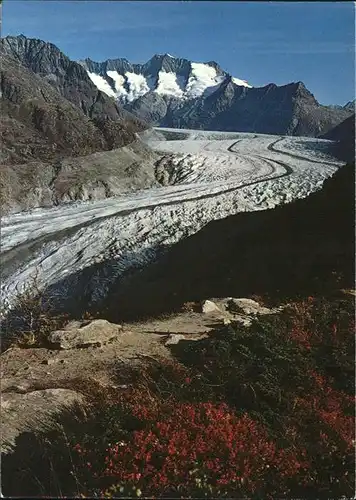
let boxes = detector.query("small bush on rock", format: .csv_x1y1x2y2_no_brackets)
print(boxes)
1,273,69,349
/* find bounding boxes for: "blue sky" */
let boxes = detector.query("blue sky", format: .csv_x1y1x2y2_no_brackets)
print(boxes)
2,1,355,105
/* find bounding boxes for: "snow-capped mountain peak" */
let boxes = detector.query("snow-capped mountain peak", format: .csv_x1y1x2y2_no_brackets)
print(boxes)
79,54,252,104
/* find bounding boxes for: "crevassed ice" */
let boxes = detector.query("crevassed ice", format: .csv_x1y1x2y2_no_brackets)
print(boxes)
156,71,184,98
87,71,116,98
1,132,341,312
185,63,222,99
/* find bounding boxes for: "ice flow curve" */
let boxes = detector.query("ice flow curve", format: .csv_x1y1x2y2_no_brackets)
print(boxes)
1,132,342,312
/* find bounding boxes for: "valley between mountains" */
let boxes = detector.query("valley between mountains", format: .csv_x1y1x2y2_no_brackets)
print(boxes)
1,129,343,314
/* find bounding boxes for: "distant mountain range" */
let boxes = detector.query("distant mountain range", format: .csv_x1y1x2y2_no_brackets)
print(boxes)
1,35,353,139
79,53,353,136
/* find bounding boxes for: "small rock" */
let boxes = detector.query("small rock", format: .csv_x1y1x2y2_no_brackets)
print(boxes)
201,300,222,314
49,319,121,350
165,334,186,345
41,359,58,365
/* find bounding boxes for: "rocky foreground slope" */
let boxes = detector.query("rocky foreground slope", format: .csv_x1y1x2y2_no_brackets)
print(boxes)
0,36,158,214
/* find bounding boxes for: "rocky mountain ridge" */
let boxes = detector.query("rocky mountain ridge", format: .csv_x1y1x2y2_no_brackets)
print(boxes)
79,52,352,137
0,35,145,134
1,35,352,138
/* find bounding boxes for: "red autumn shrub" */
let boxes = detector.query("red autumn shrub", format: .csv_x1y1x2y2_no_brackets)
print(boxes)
295,371,354,449
80,401,308,498
289,298,354,349
4,296,353,499
286,297,354,395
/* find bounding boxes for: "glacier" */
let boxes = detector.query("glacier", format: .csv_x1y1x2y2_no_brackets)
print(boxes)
0,131,344,314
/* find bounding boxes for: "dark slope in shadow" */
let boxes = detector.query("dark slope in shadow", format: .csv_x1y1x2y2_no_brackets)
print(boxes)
102,163,355,322
322,114,355,162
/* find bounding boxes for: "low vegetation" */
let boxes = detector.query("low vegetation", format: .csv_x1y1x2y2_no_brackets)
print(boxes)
0,274,99,350
2,294,354,498
1,276,68,350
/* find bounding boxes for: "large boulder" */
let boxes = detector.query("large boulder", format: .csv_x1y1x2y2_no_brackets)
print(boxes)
49,319,122,349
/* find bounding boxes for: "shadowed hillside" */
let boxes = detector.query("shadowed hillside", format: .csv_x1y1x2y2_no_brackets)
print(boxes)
103,163,355,322
322,114,355,162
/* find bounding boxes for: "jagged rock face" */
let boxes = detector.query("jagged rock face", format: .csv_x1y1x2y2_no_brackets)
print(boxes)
0,54,106,162
0,35,147,145
0,34,150,158
80,51,352,137
128,92,169,124
0,36,157,214
125,79,351,136
81,54,227,96
2,35,351,138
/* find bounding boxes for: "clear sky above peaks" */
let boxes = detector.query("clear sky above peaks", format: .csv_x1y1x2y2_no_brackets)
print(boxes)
2,1,355,105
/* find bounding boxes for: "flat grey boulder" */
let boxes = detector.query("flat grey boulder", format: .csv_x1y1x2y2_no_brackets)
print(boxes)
227,298,274,316
49,319,122,349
